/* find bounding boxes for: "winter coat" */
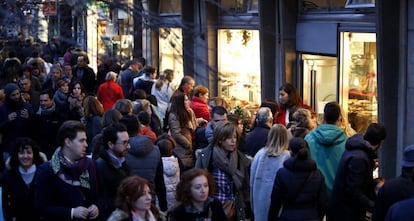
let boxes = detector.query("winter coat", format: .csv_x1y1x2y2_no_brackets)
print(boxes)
126,136,167,211
250,149,291,221
34,159,99,221
275,103,312,126
72,65,96,94
2,166,40,221
246,124,271,157
385,196,414,221
268,157,329,221
195,145,252,221
304,124,346,195
161,156,180,211
373,172,414,221
168,111,197,170
329,134,378,221
97,80,124,111
0,99,34,153
169,197,227,221
119,68,138,99
95,150,130,220
32,105,67,159
133,76,155,95
190,96,210,122
83,115,103,154
151,80,175,118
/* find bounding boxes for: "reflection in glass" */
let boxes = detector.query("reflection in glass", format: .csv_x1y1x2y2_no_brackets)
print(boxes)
218,29,260,109
159,28,183,87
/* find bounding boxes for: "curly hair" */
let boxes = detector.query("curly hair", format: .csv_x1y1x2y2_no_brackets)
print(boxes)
115,175,152,212
83,95,104,117
175,168,216,204
9,137,44,170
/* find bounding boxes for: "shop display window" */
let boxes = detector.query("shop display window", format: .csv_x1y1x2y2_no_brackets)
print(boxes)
218,29,260,109
159,27,183,88
340,32,377,133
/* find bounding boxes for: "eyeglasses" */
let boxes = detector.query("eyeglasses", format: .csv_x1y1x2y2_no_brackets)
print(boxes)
116,140,130,146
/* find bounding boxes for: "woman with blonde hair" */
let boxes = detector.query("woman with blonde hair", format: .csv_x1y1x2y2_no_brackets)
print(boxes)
250,124,291,221
195,121,251,221
151,69,175,118
288,108,317,138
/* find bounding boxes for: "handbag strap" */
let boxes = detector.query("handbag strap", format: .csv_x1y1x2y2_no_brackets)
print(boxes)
288,171,314,203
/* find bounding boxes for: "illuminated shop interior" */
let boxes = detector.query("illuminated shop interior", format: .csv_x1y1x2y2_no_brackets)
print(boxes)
159,27,184,88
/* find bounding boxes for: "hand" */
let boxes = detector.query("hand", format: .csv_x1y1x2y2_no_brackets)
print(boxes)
8,112,17,121
196,118,208,127
72,206,89,219
87,204,99,219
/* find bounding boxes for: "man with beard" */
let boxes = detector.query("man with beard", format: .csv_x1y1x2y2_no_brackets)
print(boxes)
34,120,100,220
329,123,387,221
0,83,34,164
32,89,67,159
95,123,130,220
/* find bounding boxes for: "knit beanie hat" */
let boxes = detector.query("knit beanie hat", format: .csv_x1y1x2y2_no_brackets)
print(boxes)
4,83,19,96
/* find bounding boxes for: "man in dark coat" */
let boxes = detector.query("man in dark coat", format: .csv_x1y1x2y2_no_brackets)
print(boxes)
0,83,34,162
95,123,130,220
121,115,168,212
372,144,414,221
246,107,273,157
31,90,67,159
329,123,387,221
72,56,96,94
34,121,100,220
119,58,143,99
384,194,414,221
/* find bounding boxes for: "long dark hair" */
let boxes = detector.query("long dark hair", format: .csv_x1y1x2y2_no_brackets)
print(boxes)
279,83,302,109
170,92,192,128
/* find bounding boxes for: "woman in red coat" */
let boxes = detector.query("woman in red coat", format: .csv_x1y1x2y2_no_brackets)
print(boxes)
190,85,210,122
97,71,124,111
276,83,312,126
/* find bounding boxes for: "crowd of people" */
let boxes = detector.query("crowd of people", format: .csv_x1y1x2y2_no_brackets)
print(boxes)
0,41,412,221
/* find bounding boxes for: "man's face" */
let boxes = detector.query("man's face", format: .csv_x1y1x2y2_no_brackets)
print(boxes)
183,80,195,95
211,113,227,128
9,89,21,103
19,78,31,92
110,131,130,158
52,69,61,80
65,131,88,161
64,65,73,78
39,94,53,109
131,62,141,72
77,58,86,67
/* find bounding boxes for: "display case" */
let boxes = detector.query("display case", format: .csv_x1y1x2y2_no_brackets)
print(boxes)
340,32,377,133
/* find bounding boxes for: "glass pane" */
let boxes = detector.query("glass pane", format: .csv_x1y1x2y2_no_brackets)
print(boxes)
220,0,248,13
218,29,261,109
345,0,375,8
302,54,337,123
159,27,183,87
249,0,258,11
301,0,347,10
159,0,181,14
340,32,377,134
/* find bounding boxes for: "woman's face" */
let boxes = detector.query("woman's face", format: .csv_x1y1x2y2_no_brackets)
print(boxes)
221,132,237,152
184,95,191,110
236,120,244,134
190,175,209,204
60,83,69,94
18,147,34,169
183,80,195,95
72,83,81,96
133,185,152,212
200,92,209,102
279,90,289,105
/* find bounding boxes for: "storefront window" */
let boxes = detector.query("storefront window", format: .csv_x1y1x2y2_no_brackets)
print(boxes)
220,0,258,13
218,29,261,109
95,0,134,61
159,27,183,87
159,0,181,14
302,54,337,122
340,32,377,133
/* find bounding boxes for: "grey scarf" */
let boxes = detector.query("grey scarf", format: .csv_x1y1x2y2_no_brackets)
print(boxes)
212,146,245,189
